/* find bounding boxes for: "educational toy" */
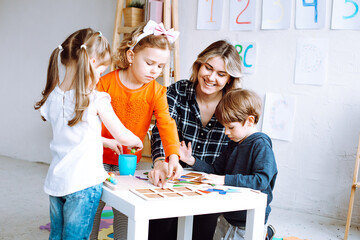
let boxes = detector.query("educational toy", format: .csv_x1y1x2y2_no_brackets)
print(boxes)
130,186,209,200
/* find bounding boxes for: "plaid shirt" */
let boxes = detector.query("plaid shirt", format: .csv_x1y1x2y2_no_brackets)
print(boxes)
151,80,230,165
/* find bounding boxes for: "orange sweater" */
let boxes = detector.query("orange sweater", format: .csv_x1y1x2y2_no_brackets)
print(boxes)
97,69,180,165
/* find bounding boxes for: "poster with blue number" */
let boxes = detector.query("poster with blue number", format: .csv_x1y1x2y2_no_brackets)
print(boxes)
233,42,256,74
261,0,292,30
197,0,224,30
229,0,256,31
295,0,326,29
331,0,360,29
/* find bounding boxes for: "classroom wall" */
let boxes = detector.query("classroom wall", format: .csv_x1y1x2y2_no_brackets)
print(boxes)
177,0,360,224
0,0,116,164
1,0,359,225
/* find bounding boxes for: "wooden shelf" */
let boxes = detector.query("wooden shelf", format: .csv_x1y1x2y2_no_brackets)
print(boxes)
117,26,139,34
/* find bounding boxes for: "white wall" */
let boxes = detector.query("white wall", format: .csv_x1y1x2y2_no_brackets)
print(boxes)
0,0,116,163
1,0,360,224
177,0,360,224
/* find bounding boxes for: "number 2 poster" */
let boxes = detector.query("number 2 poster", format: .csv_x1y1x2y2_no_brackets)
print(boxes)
229,0,256,31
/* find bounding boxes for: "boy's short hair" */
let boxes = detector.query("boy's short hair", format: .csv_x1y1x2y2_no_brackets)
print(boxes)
215,89,262,125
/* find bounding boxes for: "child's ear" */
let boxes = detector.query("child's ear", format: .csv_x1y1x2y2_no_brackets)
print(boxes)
247,116,255,126
126,50,134,63
90,57,96,65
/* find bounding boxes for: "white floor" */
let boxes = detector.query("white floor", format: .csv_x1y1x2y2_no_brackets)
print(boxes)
0,155,360,240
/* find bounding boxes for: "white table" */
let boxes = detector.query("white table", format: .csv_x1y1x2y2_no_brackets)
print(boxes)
101,170,267,240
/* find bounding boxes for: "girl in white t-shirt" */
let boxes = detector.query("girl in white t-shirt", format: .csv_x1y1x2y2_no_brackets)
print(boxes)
34,28,143,240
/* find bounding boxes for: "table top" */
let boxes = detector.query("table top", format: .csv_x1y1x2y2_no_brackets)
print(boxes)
101,170,267,221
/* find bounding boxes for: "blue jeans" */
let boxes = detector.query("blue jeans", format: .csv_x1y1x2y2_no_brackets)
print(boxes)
49,183,103,240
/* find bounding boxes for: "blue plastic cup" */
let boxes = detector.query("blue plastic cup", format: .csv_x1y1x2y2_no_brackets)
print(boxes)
118,154,137,176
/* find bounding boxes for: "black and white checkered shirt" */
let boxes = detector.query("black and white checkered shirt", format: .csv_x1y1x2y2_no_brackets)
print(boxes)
151,80,230,165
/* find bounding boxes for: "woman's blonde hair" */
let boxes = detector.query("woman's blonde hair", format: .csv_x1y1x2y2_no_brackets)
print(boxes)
34,28,111,126
113,22,173,69
189,40,242,92
215,89,262,125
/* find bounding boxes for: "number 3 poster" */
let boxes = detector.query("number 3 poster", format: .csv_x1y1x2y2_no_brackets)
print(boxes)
229,0,256,31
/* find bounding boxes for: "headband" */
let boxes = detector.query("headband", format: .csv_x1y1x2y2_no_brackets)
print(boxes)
130,20,180,50
58,45,63,51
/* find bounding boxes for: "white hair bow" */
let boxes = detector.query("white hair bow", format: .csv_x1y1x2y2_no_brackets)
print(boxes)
130,20,180,50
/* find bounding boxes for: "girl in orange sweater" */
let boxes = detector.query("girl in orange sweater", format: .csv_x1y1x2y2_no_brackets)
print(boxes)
90,20,182,239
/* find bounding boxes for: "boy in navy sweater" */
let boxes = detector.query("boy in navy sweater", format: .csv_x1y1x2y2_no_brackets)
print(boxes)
180,89,277,240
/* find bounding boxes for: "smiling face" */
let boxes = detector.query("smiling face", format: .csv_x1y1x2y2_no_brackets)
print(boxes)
196,56,230,96
127,47,170,85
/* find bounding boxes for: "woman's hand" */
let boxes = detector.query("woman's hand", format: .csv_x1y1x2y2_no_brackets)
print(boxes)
200,173,225,185
102,137,123,155
179,141,195,166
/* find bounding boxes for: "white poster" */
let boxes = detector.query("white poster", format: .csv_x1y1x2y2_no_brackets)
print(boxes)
229,0,256,31
233,42,257,74
261,0,292,30
331,0,360,29
295,0,326,29
197,0,224,30
294,38,329,86
262,93,297,142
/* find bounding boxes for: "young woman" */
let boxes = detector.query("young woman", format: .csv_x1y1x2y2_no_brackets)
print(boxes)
148,40,242,240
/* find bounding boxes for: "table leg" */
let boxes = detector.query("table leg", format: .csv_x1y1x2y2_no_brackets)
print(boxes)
244,207,266,240
177,216,193,240
128,217,148,240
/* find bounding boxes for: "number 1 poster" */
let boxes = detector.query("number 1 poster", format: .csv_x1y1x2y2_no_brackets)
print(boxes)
229,0,256,31
197,0,224,30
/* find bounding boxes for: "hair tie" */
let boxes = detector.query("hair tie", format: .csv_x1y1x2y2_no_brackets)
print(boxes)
98,31,102,37
80,44,86,50
130,20,179,50
58,45,63,51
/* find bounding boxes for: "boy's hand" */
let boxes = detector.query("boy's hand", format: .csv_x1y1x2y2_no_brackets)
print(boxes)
102,138,123,155
201,173,225,185
179,141,195,166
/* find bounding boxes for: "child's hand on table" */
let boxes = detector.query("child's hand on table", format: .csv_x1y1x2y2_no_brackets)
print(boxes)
201,173,225,185
149,160,168,187
102,138,123,155
168,154,183,180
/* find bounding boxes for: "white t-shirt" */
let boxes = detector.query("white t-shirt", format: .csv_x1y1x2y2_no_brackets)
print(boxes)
40,87,109,196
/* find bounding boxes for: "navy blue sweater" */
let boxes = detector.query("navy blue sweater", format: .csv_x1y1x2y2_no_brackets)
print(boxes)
192,132,278,227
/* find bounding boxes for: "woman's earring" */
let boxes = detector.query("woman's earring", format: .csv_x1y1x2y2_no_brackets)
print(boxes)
129,63,132,67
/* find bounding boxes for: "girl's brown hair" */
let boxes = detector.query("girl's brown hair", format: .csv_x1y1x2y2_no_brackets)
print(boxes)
215,89,262,125
189,40,242,92
112,22,172,69
34,28,111,126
